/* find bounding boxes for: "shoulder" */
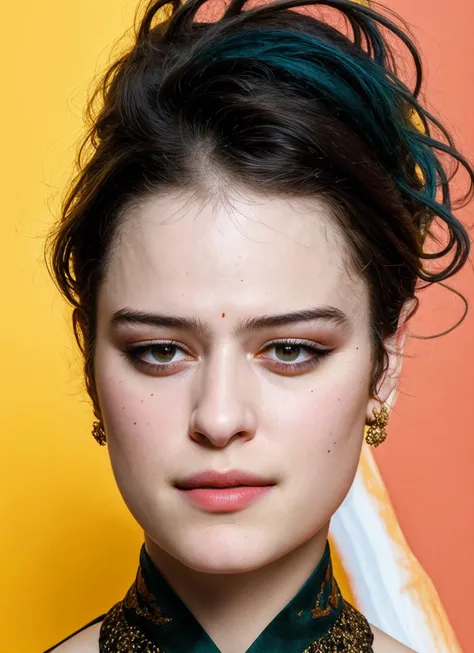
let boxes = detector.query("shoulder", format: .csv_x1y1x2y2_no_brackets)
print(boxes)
45,621,101,653
371,624,417,652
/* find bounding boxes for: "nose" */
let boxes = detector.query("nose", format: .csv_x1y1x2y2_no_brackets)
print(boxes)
188,347,257,448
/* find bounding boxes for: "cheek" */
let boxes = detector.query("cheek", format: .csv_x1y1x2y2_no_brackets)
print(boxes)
93,343,189,474
270,352,370,437
266,354,371,498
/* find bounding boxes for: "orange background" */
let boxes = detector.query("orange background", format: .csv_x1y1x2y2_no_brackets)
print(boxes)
1,1,472,652
371,3,474,651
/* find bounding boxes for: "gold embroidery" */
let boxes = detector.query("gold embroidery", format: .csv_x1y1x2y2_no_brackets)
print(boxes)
311,563,340,618
303,601,374,652
100,598,374,652
123,569,173,626
99,549,373,652
137,567,157,604
100,602,166,652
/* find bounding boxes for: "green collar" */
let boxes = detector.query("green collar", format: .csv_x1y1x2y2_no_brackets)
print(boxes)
99,540,374,652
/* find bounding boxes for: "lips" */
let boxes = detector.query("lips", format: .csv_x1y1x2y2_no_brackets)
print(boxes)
175,470,275,490
175,470,276,513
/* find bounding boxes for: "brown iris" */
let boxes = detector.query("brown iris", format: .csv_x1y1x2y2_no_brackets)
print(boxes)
274,344,301,362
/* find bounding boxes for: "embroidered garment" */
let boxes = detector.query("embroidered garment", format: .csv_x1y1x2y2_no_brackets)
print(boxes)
98,540,374,652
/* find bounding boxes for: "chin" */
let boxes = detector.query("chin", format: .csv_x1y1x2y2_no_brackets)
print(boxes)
166,527,282,574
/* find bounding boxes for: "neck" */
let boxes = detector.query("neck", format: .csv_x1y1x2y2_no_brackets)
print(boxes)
144,524,330,653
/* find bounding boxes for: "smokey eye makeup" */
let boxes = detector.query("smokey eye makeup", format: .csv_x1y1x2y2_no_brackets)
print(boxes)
119,338,333,377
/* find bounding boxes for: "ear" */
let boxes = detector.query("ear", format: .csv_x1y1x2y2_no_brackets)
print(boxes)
366,298,416,422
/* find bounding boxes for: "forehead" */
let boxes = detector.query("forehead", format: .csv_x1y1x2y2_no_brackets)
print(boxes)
100,189,368,322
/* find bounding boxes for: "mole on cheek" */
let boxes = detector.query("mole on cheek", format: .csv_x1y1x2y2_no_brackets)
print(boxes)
221,312,226,318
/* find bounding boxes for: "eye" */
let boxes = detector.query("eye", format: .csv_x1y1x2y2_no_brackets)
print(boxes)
121,340,193,375
138,343,187,364
269,343,312,363
258,339,331,374
121,338,332,377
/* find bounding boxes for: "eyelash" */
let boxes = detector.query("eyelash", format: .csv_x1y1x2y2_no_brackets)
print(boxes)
120,339,332,376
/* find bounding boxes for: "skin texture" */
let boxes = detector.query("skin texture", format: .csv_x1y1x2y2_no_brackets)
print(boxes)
92,187,409,653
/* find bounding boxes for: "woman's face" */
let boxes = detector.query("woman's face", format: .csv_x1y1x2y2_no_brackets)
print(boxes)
94,188,385,573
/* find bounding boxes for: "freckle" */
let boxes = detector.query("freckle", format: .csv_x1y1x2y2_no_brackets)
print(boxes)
150,394,154,396
241,279,244,282
333,441,336,445
141,400,143,403
222,312,226,318
133,422,137,425
338,398,341,402
356,347,359,350
327,450,331,453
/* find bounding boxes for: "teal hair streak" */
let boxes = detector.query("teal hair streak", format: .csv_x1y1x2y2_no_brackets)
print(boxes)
194,28,470,261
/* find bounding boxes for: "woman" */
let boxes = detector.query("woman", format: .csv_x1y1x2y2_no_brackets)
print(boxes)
43,0,472,650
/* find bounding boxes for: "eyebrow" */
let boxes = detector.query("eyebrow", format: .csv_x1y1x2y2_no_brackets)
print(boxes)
111,306,350,337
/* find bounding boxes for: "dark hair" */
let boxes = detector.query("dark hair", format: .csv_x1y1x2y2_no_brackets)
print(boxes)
45,0,473,422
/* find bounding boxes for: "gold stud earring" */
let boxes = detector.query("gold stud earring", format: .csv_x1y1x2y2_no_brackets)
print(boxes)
92,420,107,446
365,404,389,447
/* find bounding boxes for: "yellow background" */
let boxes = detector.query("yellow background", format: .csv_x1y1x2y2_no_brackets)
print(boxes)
2,3,144,650
1,3,355,650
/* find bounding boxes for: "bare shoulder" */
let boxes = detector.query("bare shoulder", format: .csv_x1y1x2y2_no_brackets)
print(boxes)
47,622,101,653
371,624,417,652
